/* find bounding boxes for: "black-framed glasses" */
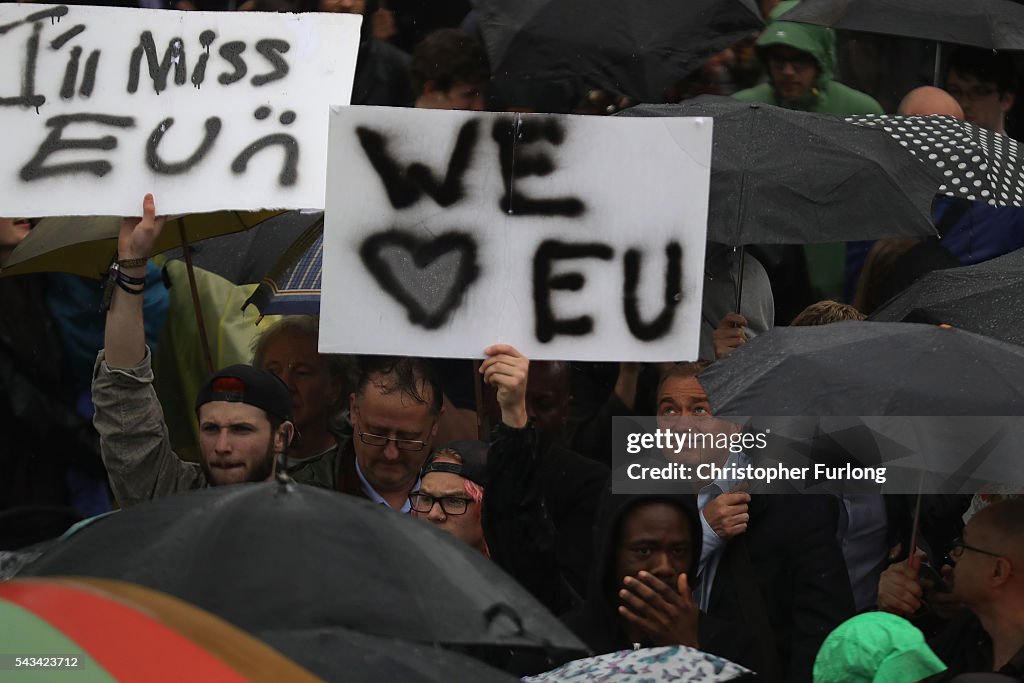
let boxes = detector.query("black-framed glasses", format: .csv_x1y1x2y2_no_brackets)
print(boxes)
949,536,1004,561
408,492,474,515
358,431,428,452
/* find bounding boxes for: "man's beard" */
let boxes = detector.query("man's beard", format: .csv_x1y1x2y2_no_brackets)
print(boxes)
201,438,277,486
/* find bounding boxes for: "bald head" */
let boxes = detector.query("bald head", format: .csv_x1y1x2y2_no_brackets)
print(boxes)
974,498,1024,561
897,86,965,119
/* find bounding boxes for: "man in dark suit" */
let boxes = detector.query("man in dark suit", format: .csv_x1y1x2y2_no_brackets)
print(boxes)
657,363,855,682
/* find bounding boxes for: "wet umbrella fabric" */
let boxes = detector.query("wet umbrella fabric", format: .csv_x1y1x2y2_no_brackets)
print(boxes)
781,0,1024,51
869,246,1024,347
163,211,323,285
261,627,517,682
0,210,282,280
616,98,941,245
243,217,323,317
0,577,321,682
699,321,1024,416
474,0,763,107
846,114,1024,208
20,481,585,658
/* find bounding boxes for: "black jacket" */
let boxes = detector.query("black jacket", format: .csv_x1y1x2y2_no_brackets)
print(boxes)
562,490,763,672
705,494,855,683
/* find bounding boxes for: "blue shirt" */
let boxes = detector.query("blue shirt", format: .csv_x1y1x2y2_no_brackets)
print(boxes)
354,457,416,514
695,451,752,611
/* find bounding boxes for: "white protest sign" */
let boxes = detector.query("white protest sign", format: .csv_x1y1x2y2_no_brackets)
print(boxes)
321,106,712,362
0,5,359,216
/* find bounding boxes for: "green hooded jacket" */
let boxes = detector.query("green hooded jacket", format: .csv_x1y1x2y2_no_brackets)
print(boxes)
733,0,884,115
733,1,883,300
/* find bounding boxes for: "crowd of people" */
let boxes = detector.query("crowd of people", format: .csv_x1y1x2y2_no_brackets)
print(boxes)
3,0,1024,681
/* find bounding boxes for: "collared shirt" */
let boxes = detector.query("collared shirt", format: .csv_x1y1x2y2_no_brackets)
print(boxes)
353,457,416,514
694,450,751,611
838,494,889,612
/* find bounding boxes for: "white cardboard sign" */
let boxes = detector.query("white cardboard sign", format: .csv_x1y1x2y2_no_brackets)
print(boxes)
0,4,359,216
321,106,712,362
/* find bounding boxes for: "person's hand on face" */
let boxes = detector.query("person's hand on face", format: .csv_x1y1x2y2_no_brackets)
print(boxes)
618,571,699,648
702,485,751,539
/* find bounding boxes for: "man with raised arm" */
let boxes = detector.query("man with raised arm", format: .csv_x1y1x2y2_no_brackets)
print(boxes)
93,195,295,507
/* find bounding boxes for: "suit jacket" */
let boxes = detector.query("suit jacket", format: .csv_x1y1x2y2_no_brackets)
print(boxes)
334,438,370,502
706,494,855,683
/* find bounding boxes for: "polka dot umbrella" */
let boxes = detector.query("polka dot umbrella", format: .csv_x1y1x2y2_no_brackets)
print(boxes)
846,114,1024,207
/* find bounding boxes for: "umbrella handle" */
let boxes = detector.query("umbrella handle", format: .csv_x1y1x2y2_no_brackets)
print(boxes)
735,245,746,314
178,220,215,375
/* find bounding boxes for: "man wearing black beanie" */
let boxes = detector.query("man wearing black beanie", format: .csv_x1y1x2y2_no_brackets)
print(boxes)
92,195,295,507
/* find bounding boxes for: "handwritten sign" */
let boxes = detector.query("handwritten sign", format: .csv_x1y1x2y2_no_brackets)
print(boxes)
0,4,359,216
320,106,713,362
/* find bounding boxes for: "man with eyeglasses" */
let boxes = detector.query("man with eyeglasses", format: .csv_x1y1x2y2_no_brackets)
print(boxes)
734,1,882,116
336,344,532,513
878,498,1024,680
734,1,884,308
334,355,443,511
927,48,1024,275
945,48,1018,136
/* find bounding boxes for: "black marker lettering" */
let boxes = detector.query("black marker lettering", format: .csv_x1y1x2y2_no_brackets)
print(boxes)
0,6,66,36
533,240,613,343
492,116,585,217
127,32,187,94
217,41,247,85
360,229,480,329
191,30,216,88
356,120,478,209
623,242,683,341
49,23,84,50
231,134,299,186
146,116,221,174
79,50,99,97
60,45,81,100
19,113,135,181
251,39,289,86
0,21,46,108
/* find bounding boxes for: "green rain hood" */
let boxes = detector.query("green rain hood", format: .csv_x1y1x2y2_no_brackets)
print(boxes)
734,0,884,115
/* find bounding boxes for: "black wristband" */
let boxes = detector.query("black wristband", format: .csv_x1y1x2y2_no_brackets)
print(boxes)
116,270,147,286
115,278,145,295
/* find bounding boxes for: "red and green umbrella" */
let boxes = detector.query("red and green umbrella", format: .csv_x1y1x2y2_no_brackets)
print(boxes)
0,577,321,683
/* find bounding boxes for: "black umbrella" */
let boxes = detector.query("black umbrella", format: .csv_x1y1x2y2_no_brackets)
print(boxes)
616,97,941,245
163,210,324,285
261,627,517,682
846,114,1024,208
20,481,586,661
699,320,1024,415
781,0,1024,51
870,246,1024,346
473,0,763,108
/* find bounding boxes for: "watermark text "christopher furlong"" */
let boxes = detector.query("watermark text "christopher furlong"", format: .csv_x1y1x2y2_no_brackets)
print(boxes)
625,428,767,455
